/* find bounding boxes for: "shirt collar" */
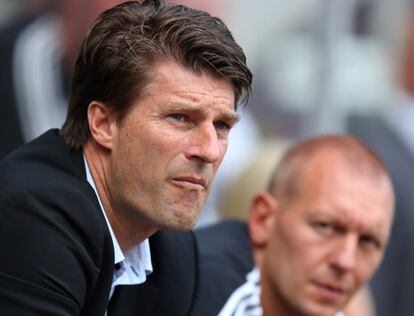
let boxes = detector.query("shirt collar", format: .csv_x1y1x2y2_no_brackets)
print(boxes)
82,155,153,283
83,155,124,264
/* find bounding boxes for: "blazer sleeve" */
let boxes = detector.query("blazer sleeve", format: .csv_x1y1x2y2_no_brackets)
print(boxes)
0,182,109,315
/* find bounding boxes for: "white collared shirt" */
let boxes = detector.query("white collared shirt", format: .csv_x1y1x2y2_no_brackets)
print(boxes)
83,157,153,301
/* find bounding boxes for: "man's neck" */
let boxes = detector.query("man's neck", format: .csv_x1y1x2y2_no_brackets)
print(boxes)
83,141,156,252
259,266,309,316
261,278,289,316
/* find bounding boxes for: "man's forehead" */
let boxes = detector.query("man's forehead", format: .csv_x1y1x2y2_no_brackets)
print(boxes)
298,175,393,240
143,61,233,97
288,150,393,220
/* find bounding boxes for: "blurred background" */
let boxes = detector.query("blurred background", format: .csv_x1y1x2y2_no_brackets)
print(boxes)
1,0,413,315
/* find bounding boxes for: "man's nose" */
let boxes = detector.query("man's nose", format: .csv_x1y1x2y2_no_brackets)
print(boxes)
185,124,221,163
330,235,358,272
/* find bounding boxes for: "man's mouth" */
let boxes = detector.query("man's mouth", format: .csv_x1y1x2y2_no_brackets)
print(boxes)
171,176,207,190
311,280,346,301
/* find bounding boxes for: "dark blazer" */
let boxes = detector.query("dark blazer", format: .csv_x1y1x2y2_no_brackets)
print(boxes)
191,220,254,316
0,129,198,316
349,116,414,316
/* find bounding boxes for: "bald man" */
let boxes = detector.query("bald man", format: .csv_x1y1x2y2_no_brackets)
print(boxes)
193,135,394,316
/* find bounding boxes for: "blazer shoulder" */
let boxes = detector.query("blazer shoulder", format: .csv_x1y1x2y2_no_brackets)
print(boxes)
151,230,199,315
192,221,254,316
195,220,253,265
0,130,113,314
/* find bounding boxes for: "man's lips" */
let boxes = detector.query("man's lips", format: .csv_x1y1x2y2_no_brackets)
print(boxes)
311,281,346,301
171,176,207,190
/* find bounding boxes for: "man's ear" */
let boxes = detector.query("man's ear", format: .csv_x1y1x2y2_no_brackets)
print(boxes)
87,101,117,150
248,192,278,248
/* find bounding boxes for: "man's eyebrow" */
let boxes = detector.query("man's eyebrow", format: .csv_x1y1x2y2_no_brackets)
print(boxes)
220,111,240,125
162,102,240,123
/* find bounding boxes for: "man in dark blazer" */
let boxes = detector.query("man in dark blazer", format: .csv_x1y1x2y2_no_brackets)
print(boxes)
0,129,199,316
0,1,252,315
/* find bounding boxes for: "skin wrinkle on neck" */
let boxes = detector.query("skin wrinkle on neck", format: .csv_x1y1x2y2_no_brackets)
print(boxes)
84,142,155,253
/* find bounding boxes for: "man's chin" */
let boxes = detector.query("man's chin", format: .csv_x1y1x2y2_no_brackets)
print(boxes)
157,211,200,232
298,299,341,316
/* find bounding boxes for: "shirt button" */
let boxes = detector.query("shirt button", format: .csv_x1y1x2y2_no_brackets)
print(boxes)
114,263,122,271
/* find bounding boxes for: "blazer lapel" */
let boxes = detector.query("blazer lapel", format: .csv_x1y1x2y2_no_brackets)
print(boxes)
105,230,198,316
107,280,159,316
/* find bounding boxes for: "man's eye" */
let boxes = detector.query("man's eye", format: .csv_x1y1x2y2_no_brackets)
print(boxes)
214,121,231,131
169,113,186,122
314,222,335,235
359,235,380,251
316,222,332,229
